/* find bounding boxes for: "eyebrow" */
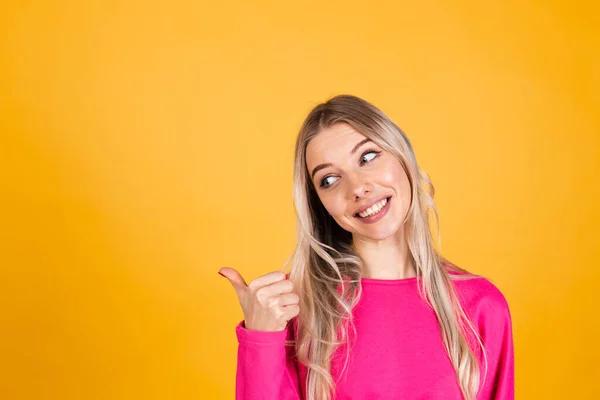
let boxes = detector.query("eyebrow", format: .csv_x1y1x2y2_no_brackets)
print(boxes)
310,138,372,180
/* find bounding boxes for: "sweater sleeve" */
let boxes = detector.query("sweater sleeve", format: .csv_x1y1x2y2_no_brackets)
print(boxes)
472,280,515,400
235,319,302,400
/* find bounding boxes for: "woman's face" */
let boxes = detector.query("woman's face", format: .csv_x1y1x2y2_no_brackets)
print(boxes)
305,122,411,241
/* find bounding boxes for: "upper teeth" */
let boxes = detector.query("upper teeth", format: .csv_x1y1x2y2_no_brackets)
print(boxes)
358,198,388,218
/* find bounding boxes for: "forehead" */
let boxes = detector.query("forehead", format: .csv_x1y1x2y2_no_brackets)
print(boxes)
305,123,366,168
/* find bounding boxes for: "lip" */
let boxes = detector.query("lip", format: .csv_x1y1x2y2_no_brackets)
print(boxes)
354,196,390,216
353,196,392,224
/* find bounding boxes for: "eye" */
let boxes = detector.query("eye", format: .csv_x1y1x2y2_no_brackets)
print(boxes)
319,175,338,188
360,150,381,165
318,150,381,189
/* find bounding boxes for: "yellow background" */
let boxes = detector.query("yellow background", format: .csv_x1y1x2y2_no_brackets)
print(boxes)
1,1,598,398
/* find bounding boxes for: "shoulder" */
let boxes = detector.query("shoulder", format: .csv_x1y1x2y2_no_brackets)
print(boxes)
450,273,512,332
451,274,509,308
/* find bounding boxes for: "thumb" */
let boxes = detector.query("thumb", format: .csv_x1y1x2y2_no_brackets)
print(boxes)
218,267,248,297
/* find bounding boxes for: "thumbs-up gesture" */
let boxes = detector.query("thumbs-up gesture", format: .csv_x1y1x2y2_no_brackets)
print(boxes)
219,267,300,332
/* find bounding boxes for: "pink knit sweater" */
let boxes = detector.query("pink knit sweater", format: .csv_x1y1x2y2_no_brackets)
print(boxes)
234,274,514,399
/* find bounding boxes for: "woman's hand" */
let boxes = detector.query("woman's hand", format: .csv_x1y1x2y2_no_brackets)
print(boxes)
219,267,300,332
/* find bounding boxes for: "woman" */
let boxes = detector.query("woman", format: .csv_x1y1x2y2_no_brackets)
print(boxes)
219,94,514,399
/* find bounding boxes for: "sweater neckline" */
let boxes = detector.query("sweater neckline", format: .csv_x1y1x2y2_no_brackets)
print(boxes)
360,276,420,285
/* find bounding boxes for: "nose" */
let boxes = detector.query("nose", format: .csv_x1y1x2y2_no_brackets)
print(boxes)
347,172,373,200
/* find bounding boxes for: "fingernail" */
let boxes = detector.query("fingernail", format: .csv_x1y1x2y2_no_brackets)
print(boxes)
218,271,226,277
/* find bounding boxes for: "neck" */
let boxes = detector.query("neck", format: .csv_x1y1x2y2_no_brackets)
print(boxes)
352,225,416,280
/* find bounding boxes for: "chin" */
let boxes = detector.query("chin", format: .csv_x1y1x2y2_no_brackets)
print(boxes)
353,221,403,241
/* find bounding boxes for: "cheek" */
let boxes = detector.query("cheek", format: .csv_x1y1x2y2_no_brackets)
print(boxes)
391,168,412,208
380,161,411,205
319,194,346,218
378,167,398,187
372,159,401,189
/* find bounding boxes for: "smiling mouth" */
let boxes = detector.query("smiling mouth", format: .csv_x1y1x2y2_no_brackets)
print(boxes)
354,196,392,218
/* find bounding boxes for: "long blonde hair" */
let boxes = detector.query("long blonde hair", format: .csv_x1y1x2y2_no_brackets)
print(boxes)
283,94,488,399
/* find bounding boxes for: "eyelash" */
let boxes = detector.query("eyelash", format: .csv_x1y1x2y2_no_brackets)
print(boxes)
319,150,382,189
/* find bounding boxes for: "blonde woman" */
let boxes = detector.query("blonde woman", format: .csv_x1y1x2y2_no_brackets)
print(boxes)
219,94,514,400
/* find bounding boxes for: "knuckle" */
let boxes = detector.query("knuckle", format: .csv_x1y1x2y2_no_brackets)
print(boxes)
266,296,279,309
283,280,294,292
254,287,268,302
247,279,259,291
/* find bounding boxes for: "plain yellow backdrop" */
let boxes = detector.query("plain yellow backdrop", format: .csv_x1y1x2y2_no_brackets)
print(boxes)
1,0,598,399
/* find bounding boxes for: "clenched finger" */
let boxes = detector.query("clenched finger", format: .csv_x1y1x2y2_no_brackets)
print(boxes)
248,271,287,292
281,304,300,320
278,292,300,306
